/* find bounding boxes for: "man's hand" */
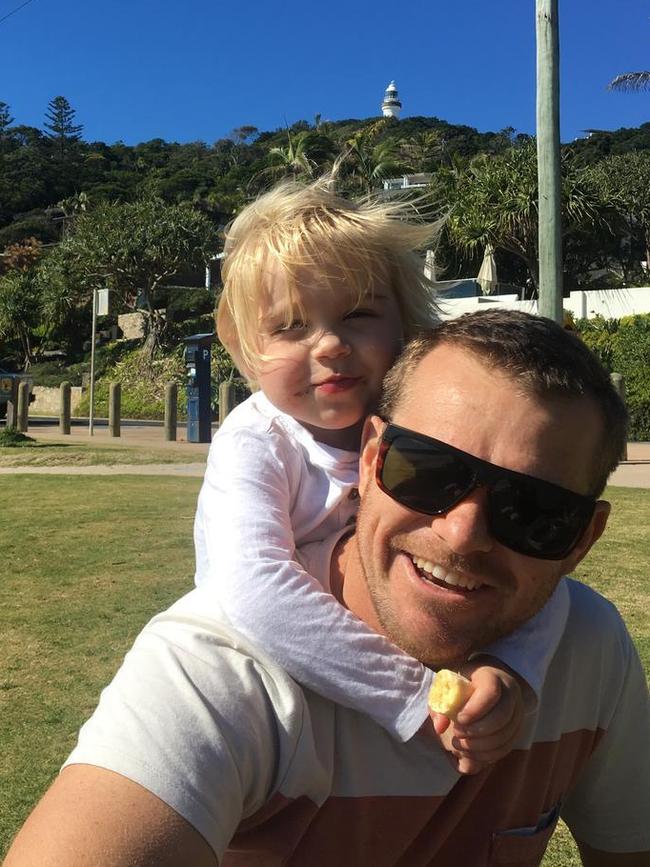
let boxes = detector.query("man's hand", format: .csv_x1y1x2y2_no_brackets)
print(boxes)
430,661,525,775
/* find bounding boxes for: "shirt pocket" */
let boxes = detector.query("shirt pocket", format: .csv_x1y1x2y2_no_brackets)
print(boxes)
489,803,561,866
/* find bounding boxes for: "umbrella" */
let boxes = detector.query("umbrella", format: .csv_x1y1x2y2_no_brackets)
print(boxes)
477,243,498,295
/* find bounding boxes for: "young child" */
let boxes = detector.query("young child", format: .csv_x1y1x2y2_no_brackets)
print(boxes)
193,179,568,772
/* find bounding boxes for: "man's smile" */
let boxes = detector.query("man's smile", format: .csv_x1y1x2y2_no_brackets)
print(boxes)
410,555,485,592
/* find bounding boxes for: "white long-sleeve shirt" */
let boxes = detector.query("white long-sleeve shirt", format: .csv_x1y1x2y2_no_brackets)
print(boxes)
193,391,567,741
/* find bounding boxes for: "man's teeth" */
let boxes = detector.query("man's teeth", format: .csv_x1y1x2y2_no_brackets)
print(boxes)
412,557,483,591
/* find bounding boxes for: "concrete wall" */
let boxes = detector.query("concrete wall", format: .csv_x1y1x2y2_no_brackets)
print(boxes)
31,385,83,416
437,286,650,320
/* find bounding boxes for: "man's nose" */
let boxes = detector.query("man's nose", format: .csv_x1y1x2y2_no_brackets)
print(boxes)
312,328,351,359
430,487,493,555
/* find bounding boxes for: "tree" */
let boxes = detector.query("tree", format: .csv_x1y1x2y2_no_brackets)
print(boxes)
256,128,337,186
0,101,14,138
433,141,606,295
609,72,650,92
0,269,41,368
343,125,408,193
0,237,43,274
265,130,317,180
588,151,650,269
38,197,217,357
399,131,446,172
230,126,258,145
44,96,83,158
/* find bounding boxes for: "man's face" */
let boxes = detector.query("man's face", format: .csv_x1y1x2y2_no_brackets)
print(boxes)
350,343,610,668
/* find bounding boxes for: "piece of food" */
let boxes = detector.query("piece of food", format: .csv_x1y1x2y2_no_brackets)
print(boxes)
428,670,474,720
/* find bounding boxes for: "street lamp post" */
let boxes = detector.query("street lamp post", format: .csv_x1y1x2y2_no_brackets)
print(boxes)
89,288,98,436
536,0,563,323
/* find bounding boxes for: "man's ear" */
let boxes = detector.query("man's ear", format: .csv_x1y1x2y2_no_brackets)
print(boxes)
562,500,611,573
358,415,385,496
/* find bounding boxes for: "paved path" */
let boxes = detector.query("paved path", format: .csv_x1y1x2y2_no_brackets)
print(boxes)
0,462,207,476
2,421,649,488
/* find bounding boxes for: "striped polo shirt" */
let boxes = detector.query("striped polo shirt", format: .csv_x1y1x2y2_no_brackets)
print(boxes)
66,578,650,866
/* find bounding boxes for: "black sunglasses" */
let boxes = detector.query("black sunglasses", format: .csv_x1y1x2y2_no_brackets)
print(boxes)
376,423,596,560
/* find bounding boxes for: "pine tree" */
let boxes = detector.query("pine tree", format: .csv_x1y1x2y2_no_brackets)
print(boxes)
0,101,14,135
44,96,83,158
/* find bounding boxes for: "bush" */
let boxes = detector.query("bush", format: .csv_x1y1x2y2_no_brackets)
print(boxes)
77,347,187,420
76,342,249,421
30,340,142,387
0,429,35,447
576,314,650,441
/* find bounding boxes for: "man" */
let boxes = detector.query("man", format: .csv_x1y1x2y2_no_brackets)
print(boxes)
6,310,649,866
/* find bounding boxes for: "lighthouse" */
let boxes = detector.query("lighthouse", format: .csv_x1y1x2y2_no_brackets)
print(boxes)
381,80,402,119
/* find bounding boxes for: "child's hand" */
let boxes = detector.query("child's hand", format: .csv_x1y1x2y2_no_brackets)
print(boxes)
430,661,526,775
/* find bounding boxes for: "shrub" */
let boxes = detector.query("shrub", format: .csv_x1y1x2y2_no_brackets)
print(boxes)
76,342,249,421
576,313,650,441
77,347,187,420
0,429,35,447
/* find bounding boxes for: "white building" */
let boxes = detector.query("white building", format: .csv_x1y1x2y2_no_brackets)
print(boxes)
381,80,402,119
382,173,432,191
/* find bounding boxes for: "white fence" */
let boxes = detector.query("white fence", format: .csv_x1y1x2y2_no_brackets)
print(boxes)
437,286,650,321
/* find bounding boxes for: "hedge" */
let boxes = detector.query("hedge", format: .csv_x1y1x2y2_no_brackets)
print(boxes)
575,314,650,441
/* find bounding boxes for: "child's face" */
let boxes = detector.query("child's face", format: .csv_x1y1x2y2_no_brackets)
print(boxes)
255,267,403,450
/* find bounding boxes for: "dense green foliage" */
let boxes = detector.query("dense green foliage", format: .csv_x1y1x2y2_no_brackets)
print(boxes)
75,341,247,421
1,95,649,250
576,314,650,440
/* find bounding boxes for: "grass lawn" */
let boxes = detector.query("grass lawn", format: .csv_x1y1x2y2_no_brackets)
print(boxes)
1,477,648,862
0,442,202,467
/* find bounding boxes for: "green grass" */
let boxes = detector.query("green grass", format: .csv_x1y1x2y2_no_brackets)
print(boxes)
0,474,201,855
0,442,203,467
0,479,648,861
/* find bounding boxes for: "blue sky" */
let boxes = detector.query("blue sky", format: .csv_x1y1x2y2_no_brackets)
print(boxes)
1,0,648,146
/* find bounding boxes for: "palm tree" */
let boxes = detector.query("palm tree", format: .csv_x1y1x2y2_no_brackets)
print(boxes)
437,142,606,296
344,132,409,194
265,130,318,181
399,131,446,172
608,72,650,92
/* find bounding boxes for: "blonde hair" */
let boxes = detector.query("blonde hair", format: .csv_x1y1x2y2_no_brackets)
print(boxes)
216,177,442,378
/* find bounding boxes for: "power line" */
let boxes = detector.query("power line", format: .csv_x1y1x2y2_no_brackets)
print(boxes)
0,0,37,26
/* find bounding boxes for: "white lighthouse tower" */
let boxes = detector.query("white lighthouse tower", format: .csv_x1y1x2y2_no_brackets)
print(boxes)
381,80,402,119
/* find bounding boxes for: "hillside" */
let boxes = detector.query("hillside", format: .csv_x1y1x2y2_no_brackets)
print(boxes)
2,95,650,247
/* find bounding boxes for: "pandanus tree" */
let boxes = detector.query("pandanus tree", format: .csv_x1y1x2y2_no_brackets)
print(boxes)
432,141,607,296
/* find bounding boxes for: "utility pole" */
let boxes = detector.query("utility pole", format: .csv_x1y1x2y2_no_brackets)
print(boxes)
536,0,563,323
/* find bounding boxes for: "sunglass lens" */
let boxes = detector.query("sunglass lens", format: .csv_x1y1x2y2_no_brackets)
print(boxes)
488,478,588,559
382,436,474,514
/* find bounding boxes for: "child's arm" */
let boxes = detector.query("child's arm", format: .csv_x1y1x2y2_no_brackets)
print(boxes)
470,578,570,708
194,423,432,742
429,663,525,774
427,583,570,773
